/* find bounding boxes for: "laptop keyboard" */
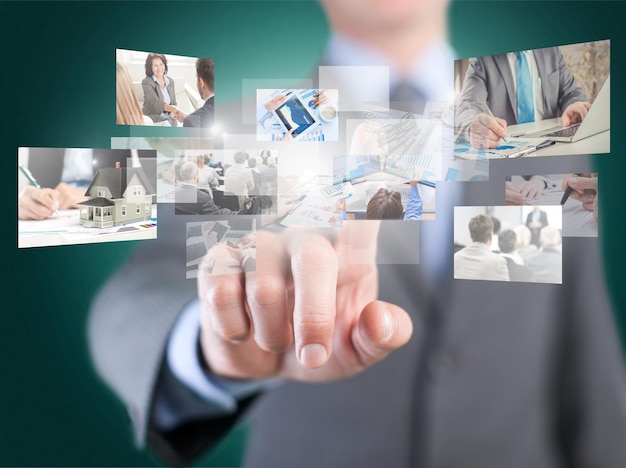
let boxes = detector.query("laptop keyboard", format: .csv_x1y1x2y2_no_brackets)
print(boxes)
545,123,580,138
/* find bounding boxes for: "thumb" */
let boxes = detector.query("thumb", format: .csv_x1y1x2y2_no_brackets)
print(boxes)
562,111,571,127
351,301,413,367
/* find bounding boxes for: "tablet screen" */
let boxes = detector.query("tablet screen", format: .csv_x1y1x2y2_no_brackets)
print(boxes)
274,95,317,136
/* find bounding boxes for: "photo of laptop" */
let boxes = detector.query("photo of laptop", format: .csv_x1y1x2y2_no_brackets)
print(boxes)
525,75,610,142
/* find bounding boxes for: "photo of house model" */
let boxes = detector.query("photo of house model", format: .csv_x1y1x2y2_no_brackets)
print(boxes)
78,162,155,228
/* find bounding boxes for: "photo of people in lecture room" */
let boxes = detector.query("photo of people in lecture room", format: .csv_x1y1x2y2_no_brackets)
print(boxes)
453,39,610,160
164,149,278,216
454,206,563,284
116,49,215,130
505,172,598,237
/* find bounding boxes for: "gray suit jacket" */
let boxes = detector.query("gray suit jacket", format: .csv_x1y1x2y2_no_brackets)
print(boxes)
88,213,626,468
141,75,177,125
456,47,588,138
88,93,626,468
526,249,563,284
173,183,231,215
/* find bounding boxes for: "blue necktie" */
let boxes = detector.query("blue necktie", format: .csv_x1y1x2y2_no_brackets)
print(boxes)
516,52,534,123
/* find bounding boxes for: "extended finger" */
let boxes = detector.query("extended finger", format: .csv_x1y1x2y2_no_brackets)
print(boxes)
287,231,338,369
198,244,250,343
245,231,292,352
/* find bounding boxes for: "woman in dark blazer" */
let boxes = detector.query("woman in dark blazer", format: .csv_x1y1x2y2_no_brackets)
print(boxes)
141,53,179,126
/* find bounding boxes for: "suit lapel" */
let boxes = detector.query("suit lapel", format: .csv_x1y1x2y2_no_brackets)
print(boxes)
532,49,551,113
493,54,517,120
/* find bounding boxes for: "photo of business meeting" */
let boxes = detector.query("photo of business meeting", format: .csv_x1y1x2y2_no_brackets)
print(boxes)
4,1,626,468
454,39,610,161
116,49,215,130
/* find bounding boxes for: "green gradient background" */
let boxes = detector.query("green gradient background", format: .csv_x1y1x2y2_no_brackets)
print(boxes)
1,1,624,466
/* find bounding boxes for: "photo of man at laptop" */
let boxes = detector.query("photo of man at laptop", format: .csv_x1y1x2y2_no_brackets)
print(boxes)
454,40,609,154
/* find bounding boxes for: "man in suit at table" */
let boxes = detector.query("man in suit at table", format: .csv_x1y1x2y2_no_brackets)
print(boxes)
88,1,626,467
456,46,590,148
172,59,215,129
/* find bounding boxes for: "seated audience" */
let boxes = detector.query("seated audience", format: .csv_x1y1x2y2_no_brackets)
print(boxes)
224,151,254,208
512,224,538,264
498,229,536,282
261,156,278,196
454,214,510,281
196,156,219,189
526,226,563,283
248,158,263,196
174,162,231,215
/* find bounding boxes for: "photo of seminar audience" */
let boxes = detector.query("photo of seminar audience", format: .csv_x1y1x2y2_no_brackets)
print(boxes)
167,149,278,215
116,49,214,130
454,206,562,284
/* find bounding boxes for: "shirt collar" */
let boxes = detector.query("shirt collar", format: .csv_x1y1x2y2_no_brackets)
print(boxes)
323,32,455,102
152,74,170,86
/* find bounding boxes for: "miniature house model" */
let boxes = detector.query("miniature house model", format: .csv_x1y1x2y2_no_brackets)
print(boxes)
78,162,155,228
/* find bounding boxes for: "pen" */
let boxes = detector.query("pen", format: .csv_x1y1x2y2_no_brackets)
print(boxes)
19,164,61,217
507,147,535,158
560,186,575,205
560,173,582,205
484,106,508,143
535,139,556,150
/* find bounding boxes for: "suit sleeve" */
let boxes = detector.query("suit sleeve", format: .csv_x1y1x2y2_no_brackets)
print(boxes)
455,57,490,141
87,206,248,463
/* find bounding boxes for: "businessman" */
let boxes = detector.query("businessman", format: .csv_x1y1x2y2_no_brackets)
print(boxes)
174,162,231,215
89,0,626,466
453,214,510,281
526,205,549,247
172,59,215,129
456,46,590,148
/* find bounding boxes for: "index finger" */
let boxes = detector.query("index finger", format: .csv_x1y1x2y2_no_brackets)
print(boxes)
286,230,338,369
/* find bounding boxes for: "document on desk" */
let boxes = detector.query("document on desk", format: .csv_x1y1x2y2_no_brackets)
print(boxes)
280,195,345,228
530,189,597,237
454,138,547,160
18,209,157,248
